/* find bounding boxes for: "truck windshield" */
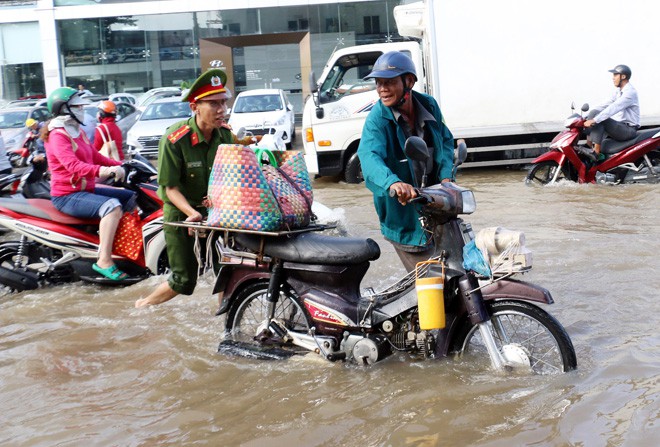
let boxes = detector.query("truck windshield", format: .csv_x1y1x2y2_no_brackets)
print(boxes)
318,51,382,104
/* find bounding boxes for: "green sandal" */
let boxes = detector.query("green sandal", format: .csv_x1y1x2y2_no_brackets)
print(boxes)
92,263,129,281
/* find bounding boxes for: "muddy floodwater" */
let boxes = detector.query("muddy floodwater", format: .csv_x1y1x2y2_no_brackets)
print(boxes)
1,169,658,446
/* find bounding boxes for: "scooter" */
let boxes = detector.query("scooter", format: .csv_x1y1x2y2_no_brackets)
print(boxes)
8,132,39,169
526,103,660,185
212,138,577,374
0,155,168,292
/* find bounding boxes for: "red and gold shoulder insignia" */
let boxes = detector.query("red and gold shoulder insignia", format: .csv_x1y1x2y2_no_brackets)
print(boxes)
168,125,191,143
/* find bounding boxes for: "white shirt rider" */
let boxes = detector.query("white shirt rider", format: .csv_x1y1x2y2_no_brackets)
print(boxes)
593,82,640,127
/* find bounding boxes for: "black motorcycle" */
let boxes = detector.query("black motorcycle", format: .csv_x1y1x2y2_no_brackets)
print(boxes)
212,138,577,374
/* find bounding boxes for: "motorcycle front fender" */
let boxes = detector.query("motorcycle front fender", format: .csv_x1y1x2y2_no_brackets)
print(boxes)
480,278,553,305
531,149,563,165
213,263,270,315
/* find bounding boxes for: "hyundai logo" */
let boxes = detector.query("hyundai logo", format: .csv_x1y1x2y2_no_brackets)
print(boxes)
210,60,224,68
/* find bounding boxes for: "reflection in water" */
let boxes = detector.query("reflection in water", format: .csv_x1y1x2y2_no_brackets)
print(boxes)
1,170,658,446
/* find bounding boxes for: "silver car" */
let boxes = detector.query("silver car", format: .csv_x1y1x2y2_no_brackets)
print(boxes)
126,96,193,158
0,105,51,153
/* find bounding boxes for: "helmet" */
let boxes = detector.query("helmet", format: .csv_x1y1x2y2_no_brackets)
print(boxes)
25,118,37,128
364,51,418,81
97,100,116,115
47,87,90,116
608,64,632,79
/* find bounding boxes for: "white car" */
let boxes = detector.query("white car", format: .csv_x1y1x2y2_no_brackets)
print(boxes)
136,87,182,112
126,96,192,158
228,89,296,149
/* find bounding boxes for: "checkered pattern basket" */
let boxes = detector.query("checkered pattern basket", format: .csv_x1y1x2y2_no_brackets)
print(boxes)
207,144,282,231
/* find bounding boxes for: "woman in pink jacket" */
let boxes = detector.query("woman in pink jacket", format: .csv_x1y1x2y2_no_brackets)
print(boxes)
44,87,136,281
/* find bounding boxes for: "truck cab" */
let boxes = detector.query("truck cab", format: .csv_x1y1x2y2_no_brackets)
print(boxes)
303,41,423,183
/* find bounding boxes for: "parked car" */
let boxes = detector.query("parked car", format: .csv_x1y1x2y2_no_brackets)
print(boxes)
109,93,138,105
126,96,193,158
136,87,182,112
228,88,296,149
0,105,51,153
80,101,141,149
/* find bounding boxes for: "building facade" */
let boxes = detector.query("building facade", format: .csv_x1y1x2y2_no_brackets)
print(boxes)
0,0,412,110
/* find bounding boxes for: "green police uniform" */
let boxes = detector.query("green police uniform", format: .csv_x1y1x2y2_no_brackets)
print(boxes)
158,116,233,295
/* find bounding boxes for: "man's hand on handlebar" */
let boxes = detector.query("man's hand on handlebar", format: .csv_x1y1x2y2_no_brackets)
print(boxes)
389,181,417,205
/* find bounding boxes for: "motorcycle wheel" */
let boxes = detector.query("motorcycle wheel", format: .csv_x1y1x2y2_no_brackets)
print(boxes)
224,281,312,352
453,300,577,374
525,161,568,185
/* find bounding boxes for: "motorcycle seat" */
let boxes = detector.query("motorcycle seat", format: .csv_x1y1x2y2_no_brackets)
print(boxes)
601,127,660,155
0,197,100,225
234,232,381,265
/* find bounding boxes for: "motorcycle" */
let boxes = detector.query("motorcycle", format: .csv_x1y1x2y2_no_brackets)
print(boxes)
8,132,39,169
0,154,168,292
0,150,50,199
211,137,577,374
526,103,660,185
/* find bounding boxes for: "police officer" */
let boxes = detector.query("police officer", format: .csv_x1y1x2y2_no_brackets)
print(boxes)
135,69,234,308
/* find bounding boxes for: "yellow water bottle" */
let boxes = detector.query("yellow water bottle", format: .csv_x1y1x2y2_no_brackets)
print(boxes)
415,260,446,330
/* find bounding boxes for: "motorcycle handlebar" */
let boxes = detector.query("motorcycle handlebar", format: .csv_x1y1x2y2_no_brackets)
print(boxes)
388,187,430,205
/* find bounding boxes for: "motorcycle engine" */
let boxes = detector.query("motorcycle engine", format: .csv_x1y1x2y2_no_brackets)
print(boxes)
341,334,390,365
390,328,436,358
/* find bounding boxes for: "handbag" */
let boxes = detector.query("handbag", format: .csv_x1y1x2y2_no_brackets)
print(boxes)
262,150,314,228
98,124,121,161
206,144,283,231
206,145,314,231
112,209,144,261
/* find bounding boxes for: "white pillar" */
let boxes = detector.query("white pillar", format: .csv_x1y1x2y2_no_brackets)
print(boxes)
36,0,62,95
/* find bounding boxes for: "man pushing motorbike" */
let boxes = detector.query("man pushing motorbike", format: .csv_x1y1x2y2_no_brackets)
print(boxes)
584,64,640,161
135,69,235,308
357,51,455,272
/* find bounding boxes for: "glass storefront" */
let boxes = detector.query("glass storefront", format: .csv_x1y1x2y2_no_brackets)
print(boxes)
57,1,406,111
1,21,44,100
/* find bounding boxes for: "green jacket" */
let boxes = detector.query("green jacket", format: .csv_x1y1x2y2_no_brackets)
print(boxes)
157,116,233,220
357,91,454,246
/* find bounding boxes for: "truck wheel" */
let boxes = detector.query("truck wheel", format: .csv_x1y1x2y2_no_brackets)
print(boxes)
344,153,363,184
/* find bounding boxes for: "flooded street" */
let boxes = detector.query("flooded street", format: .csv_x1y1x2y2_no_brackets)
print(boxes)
1,169,659,446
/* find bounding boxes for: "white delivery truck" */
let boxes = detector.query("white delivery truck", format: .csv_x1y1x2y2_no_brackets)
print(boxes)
303,0,660,182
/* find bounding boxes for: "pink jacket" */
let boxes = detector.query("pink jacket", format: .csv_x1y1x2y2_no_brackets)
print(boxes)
45,128,122,197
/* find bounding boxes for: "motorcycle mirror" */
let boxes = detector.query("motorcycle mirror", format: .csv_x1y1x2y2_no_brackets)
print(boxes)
571,101,575,112
403,136,430,162
581,103,589,112
455,139,468,166
236,127,246,140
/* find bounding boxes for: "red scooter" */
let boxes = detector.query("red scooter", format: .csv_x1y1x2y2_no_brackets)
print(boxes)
8,132,39,168
526,104,660,185
0,156,168,292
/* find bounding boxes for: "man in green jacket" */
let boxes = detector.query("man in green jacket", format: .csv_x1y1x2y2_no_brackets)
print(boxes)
357,51,455,272
135,68,234,308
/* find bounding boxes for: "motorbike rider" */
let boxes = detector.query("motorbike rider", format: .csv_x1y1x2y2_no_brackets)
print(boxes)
584,64,640,160
93,100,124,160
135,68,235,308
25,118,46,158
43,87,136,281
357,51,455,272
